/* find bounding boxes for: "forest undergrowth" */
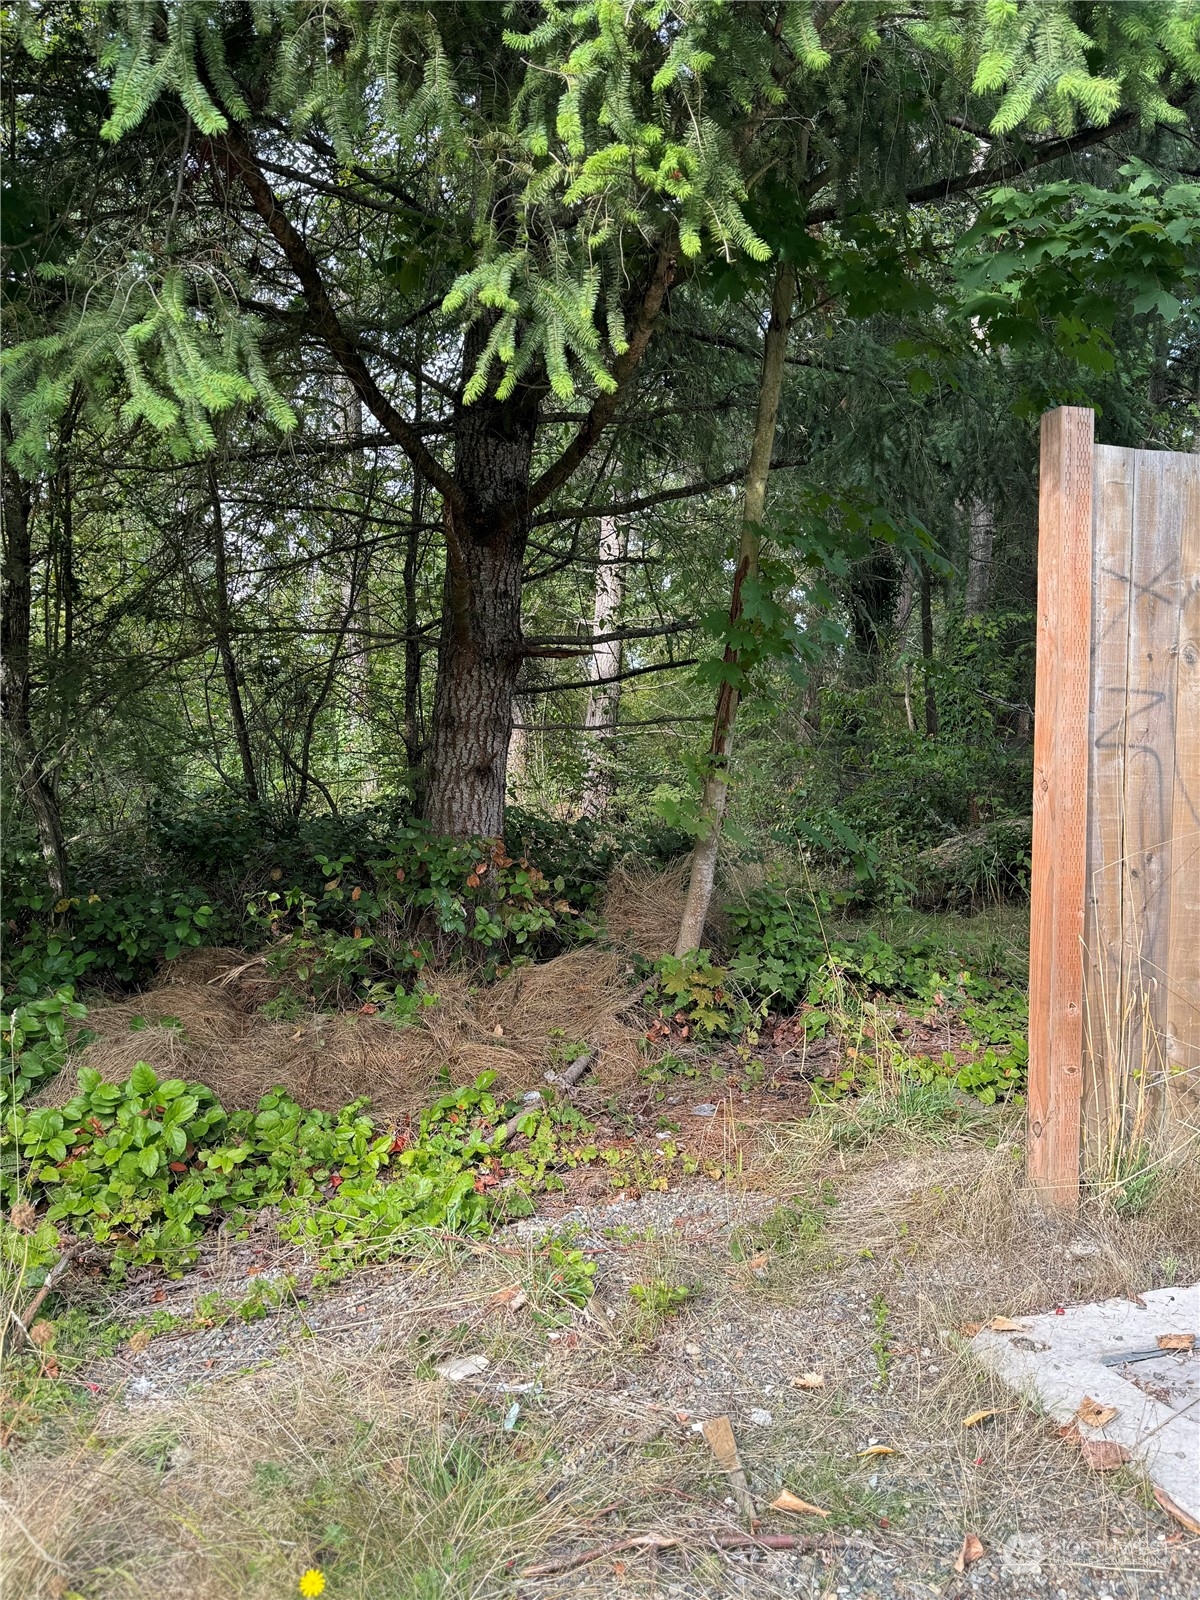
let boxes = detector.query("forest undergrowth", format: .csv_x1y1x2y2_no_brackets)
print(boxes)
6,839,1195,1597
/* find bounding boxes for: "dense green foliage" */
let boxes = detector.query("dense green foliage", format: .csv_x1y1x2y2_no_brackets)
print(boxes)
2,1060,602,1280
3,4,1199,1300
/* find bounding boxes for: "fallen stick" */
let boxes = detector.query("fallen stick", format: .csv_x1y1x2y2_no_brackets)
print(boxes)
521,1528,837,1578
19,1244,80,1330
1,1245,82,1357
495,1052,593,1142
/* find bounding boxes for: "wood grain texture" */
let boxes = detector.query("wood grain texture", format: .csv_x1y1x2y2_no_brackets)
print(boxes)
1028,408,1094,1208
1082,446,1135,1160
1081,447,1200,1167
1164,455,1200,1123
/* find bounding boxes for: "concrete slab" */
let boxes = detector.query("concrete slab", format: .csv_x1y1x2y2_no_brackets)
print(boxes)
971,1282,1199,1524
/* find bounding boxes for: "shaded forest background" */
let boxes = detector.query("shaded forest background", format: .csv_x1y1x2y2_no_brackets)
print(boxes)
3,2,1199,999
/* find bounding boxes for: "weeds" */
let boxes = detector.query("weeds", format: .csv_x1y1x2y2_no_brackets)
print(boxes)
869,1293,892,1388
628,1277,698,1341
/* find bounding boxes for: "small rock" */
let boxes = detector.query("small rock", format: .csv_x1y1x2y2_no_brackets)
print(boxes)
691,1104,718,1117
747,1407,773,1427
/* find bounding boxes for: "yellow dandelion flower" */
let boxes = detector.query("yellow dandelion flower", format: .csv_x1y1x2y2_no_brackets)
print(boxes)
298,1570,326,1598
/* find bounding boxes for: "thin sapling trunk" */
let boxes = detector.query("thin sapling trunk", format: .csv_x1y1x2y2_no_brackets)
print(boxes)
676,261,795,955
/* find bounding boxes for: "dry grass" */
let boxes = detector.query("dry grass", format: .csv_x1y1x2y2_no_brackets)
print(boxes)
0,1350,606,1599
35,950,645,1118
3,1092,1196,1599
600,860,693,958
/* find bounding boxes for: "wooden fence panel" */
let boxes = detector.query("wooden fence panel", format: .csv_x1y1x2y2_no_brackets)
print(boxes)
1031,409,1200,1206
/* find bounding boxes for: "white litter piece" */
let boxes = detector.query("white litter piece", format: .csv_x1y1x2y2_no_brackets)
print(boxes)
435,1352,489,1382
971,1283,1199,1523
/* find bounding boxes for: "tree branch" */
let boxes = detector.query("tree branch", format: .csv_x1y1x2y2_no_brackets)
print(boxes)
532,455,807,530
806,108,1144,224
219,127,464,511
521,657,698,695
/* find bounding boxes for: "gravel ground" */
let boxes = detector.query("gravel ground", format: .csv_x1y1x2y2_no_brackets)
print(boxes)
64,1142,1198,1600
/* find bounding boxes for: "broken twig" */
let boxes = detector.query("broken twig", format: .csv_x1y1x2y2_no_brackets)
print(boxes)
495,1052,593,1142
520,1528,836,1578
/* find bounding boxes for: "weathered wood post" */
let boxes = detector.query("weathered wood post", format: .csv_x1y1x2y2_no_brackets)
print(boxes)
1028,407,1093,1210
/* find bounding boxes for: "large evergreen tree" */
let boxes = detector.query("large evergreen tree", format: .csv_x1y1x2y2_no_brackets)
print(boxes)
5,0,1199,846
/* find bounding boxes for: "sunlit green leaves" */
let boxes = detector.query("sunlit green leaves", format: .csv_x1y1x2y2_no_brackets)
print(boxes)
958,168,1200,373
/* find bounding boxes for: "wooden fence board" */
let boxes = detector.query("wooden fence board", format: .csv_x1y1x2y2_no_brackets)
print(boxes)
1028,408,1093,1206
1083,446,1135,1159
1036,414,1200,1201
1166,462,1200,1115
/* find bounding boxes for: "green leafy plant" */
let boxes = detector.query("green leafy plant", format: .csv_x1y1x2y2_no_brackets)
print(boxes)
2,986,90,1103
649,950,747,1036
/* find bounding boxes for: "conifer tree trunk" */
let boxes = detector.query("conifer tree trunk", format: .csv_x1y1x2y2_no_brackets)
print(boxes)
582,514,627,818
207,467,260,803
965,500,994,616
919,556,938,738
1,457,69,900
676,261,795,955
422,368,539,839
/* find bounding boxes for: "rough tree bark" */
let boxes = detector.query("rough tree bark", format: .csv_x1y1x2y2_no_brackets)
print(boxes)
676,261,796,955
224,127,675,839
581,514,627,818
423,352,539,837
207,466,260,803
919,556,938,739
403,368,427,788
965,500,994,616
1,455,69,900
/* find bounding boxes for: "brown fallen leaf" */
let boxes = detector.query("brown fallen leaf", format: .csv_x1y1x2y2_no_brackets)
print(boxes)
986,1317,1027,1332
1154,1485,1200,1534
702,1415,742,1474
1080,1437,1130,1471
790,1372,825,1390
1076,1395,1118,1429
770,1490,830,1518
960,1322,984,1337
488,1284,528,1312
747,1252,769,1273
961,1408,1000,1428
126,1328,151,1355
857,1444,895,1458
953,1532,985,1573
1156,1332,1195,1353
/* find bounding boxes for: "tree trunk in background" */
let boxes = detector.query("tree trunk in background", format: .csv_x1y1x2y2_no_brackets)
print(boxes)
846,549,900,680
423,353,539,838
1,457,69,900
207,466,260,803
676,261,796,955
581,514,627,818
919,556,938,739
404,366,426,795
965,500,994,616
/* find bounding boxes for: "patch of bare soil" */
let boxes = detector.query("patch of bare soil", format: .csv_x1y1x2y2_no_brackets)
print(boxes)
5,1097,1197,1600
